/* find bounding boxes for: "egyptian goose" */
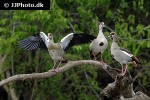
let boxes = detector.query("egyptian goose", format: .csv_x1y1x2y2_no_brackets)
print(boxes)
90,22,108,64
18,32,95,72
109,32,142,76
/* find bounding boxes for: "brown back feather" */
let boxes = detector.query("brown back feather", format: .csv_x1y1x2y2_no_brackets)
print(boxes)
131,56,142,65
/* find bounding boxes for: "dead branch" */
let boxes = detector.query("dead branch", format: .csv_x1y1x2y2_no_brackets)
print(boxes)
100,72,134,99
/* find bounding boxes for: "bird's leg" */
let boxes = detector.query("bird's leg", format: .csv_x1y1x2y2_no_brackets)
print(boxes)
119,65,124,76
120,64,128,76
122,64,128,76
94,54,97,60
121,65,124,74
50,60,57,72
100,53,105,65
55,59,62,72
93,52,97,60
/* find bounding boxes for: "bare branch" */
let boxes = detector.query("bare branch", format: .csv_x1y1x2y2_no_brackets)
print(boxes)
0,60,149,99
100,72,134,99
0,60,108,87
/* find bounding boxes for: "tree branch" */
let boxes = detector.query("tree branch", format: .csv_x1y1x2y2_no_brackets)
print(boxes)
0,60,108,87
100,72,134,99
0,60,149,100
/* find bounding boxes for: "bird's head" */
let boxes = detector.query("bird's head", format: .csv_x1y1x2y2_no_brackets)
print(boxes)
109,32,119,42
99,22,105,30
48,33,53,40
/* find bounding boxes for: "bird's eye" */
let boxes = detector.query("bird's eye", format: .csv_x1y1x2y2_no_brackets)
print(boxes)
48,33,51,36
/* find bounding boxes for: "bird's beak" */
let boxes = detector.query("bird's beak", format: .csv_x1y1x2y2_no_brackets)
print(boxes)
108,35,112,38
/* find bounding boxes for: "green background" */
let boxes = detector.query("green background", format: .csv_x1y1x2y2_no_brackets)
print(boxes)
0,0,150,100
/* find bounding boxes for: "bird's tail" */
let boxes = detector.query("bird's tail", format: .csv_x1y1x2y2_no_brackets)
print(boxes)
131,56,142,69
132,56,142,65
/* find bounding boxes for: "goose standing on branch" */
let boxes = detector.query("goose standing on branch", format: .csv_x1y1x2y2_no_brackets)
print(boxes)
18,32,96,72
90,22,108,64
109,32,142,76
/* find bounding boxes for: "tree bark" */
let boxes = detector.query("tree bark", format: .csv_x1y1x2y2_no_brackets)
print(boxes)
100,72,134,99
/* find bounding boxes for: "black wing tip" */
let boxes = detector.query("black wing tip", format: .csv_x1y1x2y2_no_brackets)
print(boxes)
63,33,95,51
78,33,96,43
17,35,42,50
74,33,96,39
83,34,96,40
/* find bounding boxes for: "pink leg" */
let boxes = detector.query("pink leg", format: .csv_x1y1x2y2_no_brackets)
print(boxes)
54,60,62,72
121,65,124,74
119,65,124,75
121,64,128,76
52,60,56,69
93,54,97,60
49,60,57,72
123,64,128,76
100,53,105,65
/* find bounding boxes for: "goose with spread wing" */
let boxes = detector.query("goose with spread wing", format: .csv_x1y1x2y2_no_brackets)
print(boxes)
18,32,96,72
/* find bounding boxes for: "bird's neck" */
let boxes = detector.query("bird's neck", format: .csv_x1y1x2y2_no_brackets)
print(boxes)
99,26,103,31
111,42,120,51
48,40,55,46
99,29,103,33
98,30,105,38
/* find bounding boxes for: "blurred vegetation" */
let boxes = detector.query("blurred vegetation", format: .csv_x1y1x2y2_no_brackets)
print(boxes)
0,0,150,100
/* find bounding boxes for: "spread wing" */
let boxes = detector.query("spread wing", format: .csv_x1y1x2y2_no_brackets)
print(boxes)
18,34,47,50
60,33,96,52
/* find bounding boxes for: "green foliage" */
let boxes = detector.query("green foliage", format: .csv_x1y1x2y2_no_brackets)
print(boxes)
0,0,150,99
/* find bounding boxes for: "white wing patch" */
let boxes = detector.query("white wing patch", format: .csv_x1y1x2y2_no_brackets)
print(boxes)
39,32,49,48
121,50,133,57
60,33,74,49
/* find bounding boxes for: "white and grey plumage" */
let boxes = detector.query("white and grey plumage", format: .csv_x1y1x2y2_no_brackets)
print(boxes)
18,32,95,72
90,22,108,64
109,32,142,76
